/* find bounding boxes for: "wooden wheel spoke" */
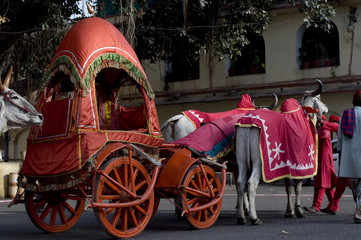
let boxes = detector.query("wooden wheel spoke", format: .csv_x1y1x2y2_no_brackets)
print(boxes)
121,164,129,189
189,179,200,191
112,166,123,186
203,209,208,221
104,207,116,216
212,187,219,195
195,211,202,221
129,207,139,227
50,205,58,226
121,208,129,231
186,197,199,206
63,201,77,216
111,208,122,227
183,187,211,198
135,179,147,192
207,206,215,215
58,203,67,224
103,176,123,195
195,172,202,188
208,177,214,186
34,199,47,210
134,203,147,216
40,203,52,220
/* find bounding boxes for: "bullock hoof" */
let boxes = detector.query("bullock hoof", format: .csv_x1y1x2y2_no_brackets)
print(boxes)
251,218,262,225
237,217,247,225
296,211,307,218
284,212,296,218
295,205,307,218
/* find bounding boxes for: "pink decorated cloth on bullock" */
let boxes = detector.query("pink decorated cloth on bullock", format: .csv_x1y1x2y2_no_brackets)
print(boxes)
236,98,318,183
182,94,255,128
172,114,245,160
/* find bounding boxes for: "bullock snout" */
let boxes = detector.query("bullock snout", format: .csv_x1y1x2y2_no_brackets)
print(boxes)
37,114,44,125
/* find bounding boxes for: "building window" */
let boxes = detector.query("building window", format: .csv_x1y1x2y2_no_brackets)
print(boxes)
164,55,200,82
298,23,339,69
227,33,266,76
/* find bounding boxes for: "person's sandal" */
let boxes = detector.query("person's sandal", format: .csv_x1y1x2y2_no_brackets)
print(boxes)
303,206,319,214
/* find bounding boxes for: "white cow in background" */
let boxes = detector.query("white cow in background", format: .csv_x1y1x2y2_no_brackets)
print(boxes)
235,80,328,225
0,67,43,133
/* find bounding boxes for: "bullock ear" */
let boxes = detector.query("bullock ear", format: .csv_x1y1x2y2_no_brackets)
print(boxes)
0,100,5,119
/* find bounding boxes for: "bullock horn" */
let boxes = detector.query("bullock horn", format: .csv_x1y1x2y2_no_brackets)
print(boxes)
0,77,4,91
4,66,13,88
311,79,323,96
252,96,260,109
267,93,278,110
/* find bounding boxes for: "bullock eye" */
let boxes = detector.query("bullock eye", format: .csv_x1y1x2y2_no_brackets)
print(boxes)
11,95,19,100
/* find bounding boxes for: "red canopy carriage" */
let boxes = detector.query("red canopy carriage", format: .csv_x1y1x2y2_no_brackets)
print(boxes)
11,18,226,238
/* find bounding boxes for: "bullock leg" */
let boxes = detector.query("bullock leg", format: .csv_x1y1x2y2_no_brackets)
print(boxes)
233,170,249,216
248,128,262,225
294,180,307,218
284,178,295,218
235,128,248,225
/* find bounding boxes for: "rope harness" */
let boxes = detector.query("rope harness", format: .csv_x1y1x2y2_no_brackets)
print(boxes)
0,90,31,113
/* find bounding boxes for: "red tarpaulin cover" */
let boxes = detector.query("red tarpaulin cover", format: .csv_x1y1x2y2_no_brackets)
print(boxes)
172,114,246,160
236,98,318,183
182,94,255,128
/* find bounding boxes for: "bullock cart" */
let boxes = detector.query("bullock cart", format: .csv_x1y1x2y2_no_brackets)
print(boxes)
10,18,226,238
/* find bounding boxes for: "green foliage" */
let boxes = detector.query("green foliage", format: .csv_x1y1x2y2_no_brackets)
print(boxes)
298,0,336,32
0,0,81,89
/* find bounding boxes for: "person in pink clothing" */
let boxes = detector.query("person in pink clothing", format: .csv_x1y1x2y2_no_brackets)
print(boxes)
321,115,350,215
304,115,339,214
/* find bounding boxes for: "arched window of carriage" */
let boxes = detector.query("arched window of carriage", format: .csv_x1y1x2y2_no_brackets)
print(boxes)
227,33,266,76
298,23,339,69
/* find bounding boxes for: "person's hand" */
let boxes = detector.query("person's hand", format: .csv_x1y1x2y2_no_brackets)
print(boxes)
316,118,323,129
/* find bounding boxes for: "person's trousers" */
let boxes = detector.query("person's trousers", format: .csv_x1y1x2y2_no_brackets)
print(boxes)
312,187,335,211
328,177,348,212
349,178,361,210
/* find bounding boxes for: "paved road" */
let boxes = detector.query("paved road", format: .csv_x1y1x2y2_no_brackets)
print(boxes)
0,183,359,240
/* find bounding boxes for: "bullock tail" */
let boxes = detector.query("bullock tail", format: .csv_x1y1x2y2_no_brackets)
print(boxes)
245,128,252,177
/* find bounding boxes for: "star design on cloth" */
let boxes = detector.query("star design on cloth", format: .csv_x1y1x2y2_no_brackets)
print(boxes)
308,144,315,161
272,142,285,161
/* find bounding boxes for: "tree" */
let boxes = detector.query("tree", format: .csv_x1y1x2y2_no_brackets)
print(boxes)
100,0,336,88
0,0,82,96
132,0,335,87
110,0,335,62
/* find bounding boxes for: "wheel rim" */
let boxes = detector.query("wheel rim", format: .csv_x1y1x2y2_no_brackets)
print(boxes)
181,165,222,229
24,189,85,233
94,157,154,238
152,197,160,218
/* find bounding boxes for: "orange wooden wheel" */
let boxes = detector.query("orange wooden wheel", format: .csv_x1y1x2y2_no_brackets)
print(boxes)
181,164,222,229
24,188,85,233
94,157,154,239
152,197,160,218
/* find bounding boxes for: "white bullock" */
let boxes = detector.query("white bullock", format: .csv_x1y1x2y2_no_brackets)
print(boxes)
0,67,43,133
235,80,328,225
161,94,278,142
